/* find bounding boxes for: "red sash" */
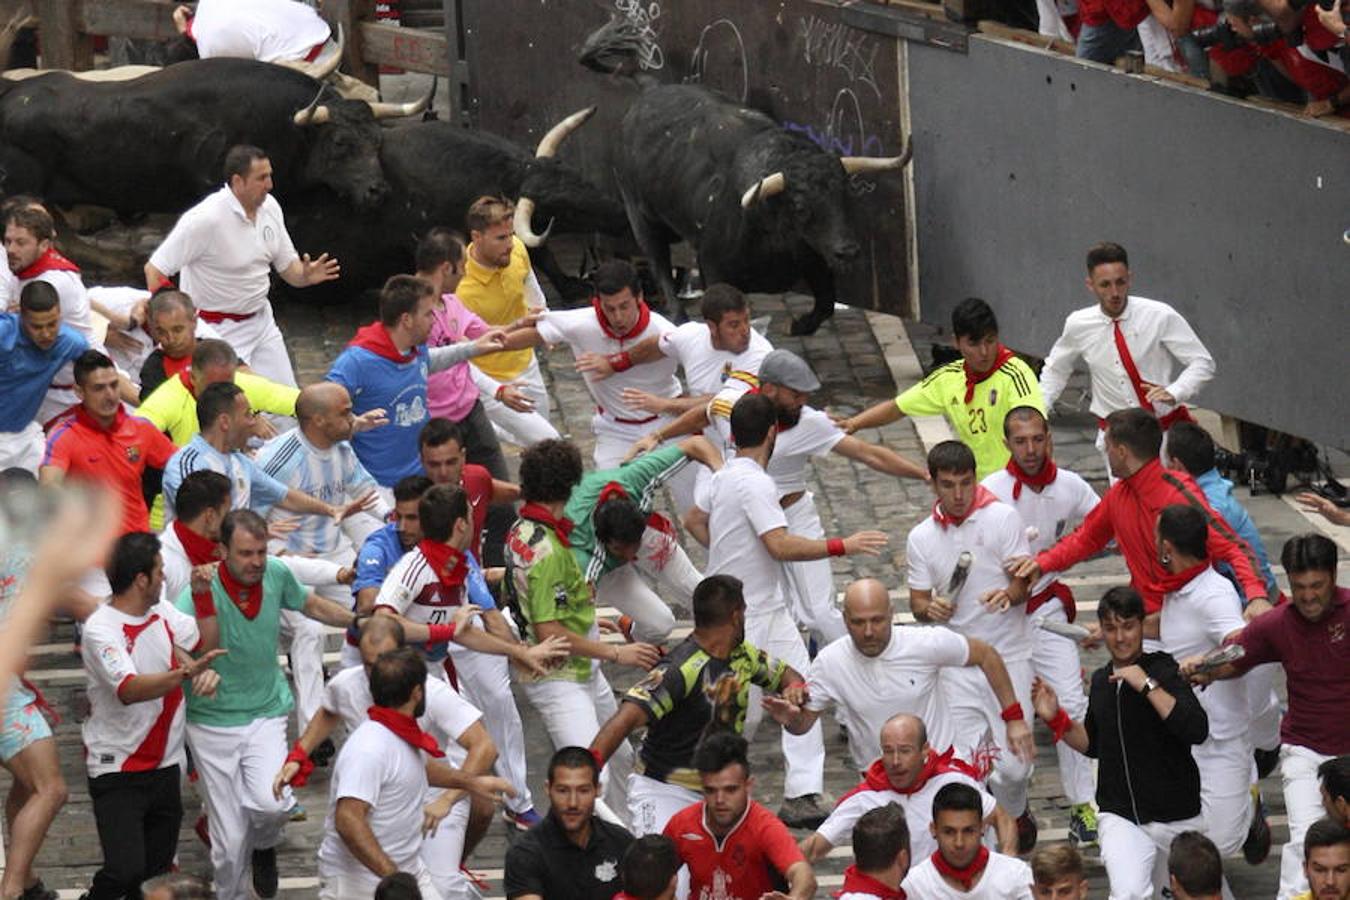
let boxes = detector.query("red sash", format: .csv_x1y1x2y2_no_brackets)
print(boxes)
1112,319,1194,428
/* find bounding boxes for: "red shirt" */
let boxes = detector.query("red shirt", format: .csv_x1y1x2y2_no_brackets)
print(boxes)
664,800,805,900
1036,459,1266,613
1233,587,1350,755
43,407,177,535
461,462,494,559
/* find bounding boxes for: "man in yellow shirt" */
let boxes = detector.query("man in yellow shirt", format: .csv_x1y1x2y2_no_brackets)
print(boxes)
842,298,1044,480
456,195,558,447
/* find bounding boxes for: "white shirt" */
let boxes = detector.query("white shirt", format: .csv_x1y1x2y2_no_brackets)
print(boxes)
256,428,385,556
321,664,482,769
317,720,430,887
657,322,773,395
1158,566,1249,740
696,456,789,615
149,186,300,316
81,600,201,778
902,852,1033,899
818,770,995,862
535,306,680,427
90,286,220,387
980,467,1099,596
192,0,332,63
806,627,971,770
1039,296,1215,418
708,384,844,496
906,502,1033,662
159,524,193,607
372,546,487,667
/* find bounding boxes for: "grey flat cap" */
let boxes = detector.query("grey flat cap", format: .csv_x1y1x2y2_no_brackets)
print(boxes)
758,349,821,393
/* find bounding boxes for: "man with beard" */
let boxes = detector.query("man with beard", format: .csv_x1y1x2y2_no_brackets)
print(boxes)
1296,819,1350,900
900,783,1033,898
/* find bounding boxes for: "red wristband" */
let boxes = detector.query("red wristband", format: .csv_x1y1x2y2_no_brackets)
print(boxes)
607,351,634,372
999,702,1025,722
590,748,605,770
495,385,506,400
426,622,457,645
191,590,216,619
826,538,846,557
1046,708,1073,743
782,681,807,693
285,742,316,788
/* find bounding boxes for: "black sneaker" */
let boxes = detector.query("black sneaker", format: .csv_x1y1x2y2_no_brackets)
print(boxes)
311,737,337,767
252,846,279,898
1243,789,1272,865
1016,810,1039,854
1254,747,1280,780
21,881,58,900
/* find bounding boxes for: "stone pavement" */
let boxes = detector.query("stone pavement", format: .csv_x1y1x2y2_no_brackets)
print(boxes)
7,270,1331,898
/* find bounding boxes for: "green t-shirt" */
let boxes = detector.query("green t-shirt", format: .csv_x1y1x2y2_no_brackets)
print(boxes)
506,518,594,683
566,445,690,583
174,557,308,726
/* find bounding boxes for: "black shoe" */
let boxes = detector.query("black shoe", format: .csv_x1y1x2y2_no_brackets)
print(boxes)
1254,747,1280,780
252,846,279,898
312,737,337,767
21,882,58,900
778,794,831,830
1243,790,1272,865
1016,810,1039,855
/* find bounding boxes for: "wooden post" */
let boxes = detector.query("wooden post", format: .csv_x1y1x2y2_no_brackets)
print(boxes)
37,0,94,70
322,0,379,86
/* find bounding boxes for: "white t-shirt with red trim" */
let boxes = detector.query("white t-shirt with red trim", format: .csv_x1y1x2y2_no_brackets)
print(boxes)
657,322,773,395
980,468,1099,597
901,851,1033,899
81,600,201,778
817,770,995,863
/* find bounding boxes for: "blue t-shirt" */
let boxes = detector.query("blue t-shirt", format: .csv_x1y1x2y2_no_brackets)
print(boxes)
0,315,88,431
1195,468,1278,598
352,522,407,595
326,345,430,487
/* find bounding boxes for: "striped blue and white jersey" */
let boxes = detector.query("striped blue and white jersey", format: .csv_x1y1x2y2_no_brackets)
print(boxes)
162,433,288,522
256,428,383,556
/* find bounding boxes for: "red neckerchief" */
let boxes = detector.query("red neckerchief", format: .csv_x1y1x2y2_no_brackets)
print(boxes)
1006,457,1059,500
931,846,990,892
838,747,981,804
367,705,445,757
519,502,574,547
218,562,263,620
933,485,1000,530
963,344,1015,404
16,247,81,280
178,370,198,398
1158,559,1212,594
592,297,651,342
835,865,906,900
74,404,126,435
418,539,468,587
162,353,192,379
596,481,628,505
349,321,418,364
174,520,221,566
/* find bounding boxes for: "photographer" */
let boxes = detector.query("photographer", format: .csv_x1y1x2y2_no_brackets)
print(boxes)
1252,0,1350,114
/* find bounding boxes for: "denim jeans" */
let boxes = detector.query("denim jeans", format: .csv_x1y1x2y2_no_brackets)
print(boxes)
1077,19,1144,63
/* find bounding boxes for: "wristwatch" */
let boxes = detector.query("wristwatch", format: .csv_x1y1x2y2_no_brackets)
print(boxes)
1140,677,1159,696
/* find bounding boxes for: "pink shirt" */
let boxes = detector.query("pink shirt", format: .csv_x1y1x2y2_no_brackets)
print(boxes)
427,294,490,421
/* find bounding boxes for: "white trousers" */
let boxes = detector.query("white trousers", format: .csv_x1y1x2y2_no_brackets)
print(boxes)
743,607,825,798
1279,743,1335,900
480,357,558,447
424,789,474,900
1194,733,1255,857
211,305,297,387
442,644,535,815
1246,663,1283,753
1036,0,1075,39
1138,15,1181,71
593,523,703,644
522,669,633,825
591,425,699,514
187,716,293,900
1030,603,1094,806
279,609,325,734
944,659,1035,816
628,772,700,898
1098,812,1205,900
319,864,441,900
0,422,44,473
781,494,846,645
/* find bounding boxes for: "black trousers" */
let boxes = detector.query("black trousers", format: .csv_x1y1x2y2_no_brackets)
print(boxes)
458,399,514,568
87,764,183,900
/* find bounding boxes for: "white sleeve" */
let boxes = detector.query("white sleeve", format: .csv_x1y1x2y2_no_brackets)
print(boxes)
998,507,1033,562
522,268,547,311
693,475,713,514
917,627,973,667
1038,321,1079,411
470,362,502,398
428,684,483,745
657,327,686,360
280,555,343,587
817,791,890,847
331,740,383,805
83,617,136,690
803,654,838,713
906,528,934,591
427,342,481,373
1071,474,1101,521
269,202,301,273
743,477,788,537
1159,308,1215,404
373,556,417,614
533,310,576,346
148,209,204,276
800,409,845,457
159,600,201,652
1204,583,1247,646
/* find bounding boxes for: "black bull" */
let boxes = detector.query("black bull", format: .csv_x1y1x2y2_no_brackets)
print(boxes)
0,58,389,214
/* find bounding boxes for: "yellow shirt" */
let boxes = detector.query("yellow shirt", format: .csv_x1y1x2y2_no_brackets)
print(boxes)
895,355,1044,480
139,370,299,446
459,236,535,382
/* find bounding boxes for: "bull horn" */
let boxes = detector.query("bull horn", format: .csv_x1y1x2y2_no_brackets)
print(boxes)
840,138,913,175
366,81,435,119
513,197,554,248
293,87,331,126
739,172,786,209
534,106,596,158
300,23,344,82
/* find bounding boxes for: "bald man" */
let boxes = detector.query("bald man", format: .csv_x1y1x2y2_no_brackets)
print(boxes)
764,578,1032,773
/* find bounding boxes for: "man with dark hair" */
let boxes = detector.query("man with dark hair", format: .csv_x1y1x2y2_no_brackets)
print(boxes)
838,803,911,900
1032,585,1209,900
1322,757,1350,827
906,439,1037,848
159,469,234,608
347,475,435,661
504,746,634,900
1040,241,1215,471
592,574,804,838
664,734,816,900
843,297,1044,479
141,872,215,900
146,145,342,386
374,872,423,900
417,417,520,565
688,392,887,827
506,438,660,819
0,280,89,472
1299,818,1350,900
1184,533,1349,900
900,782,1031,897
618,835,681,900
1168,831,1224,900
328,275,506,491
81,532,224,900
5,204,96,346
1030,845,1088,900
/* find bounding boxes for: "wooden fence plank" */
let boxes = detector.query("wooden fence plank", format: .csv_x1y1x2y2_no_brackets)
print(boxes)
37,0,93,69
358,19,450,77
75,0,180,42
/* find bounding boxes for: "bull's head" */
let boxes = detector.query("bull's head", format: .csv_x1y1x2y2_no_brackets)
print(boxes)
514,107,603,246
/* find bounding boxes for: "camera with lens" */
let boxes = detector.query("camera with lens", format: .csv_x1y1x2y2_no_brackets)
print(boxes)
1190,16,1285,48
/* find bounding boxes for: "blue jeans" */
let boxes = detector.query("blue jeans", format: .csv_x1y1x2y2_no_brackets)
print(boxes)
1076,20,1144,63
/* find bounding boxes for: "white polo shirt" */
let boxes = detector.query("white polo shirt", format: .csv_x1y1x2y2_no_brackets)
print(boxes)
981,467,1099,596
902,851,1033,899
317,719,431,889
82,600,201,778
708,384,844,497
1159,566,1249,741
149,186,300,316
658,322,773,395
696,456,789,615
805,626,971,770
535,306,680,429
905,502,1033,662
192,0,332,63
817,770,995,862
